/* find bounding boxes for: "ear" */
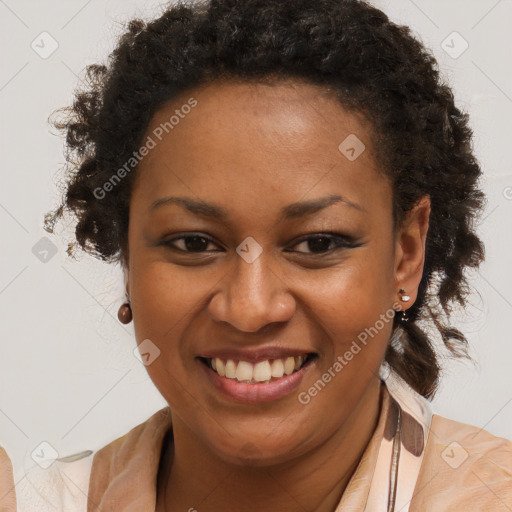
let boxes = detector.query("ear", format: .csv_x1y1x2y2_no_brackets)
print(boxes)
393,195,431,307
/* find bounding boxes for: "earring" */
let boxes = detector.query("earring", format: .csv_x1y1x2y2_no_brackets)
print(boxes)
118,300,132,324
398,288,410,322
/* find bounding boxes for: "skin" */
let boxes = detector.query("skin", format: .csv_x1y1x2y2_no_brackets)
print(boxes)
124,79,430,511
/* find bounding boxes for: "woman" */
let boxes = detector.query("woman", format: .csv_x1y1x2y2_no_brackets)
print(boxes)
1,0,511,510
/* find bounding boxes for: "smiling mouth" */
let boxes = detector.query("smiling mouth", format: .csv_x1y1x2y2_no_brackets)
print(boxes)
198,354,316,384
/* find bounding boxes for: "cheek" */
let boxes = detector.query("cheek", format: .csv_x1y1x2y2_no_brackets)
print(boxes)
294,247,394,332
291,249,395,378
312,281,392,362
131,260,212,337
129,261,215,402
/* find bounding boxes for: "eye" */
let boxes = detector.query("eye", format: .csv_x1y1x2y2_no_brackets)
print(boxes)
158,231,360,255
287,233,357,255
160,234,223,253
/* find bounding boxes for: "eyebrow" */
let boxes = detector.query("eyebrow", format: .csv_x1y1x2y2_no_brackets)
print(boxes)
149,193,366,221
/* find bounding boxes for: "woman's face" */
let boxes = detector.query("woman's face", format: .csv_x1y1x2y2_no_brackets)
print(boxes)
126,79,429,465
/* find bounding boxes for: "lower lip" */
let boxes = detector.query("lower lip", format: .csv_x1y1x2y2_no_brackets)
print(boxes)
197,358,314,404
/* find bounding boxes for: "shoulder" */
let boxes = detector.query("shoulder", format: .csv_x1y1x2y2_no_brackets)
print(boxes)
87,406,172,510
2,445,94,512
411,414,512,511
0,407,172,512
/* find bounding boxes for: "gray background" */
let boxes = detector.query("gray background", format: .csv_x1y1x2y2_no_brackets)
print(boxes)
1,0,511,479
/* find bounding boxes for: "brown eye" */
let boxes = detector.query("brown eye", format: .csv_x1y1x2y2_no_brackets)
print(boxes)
160,234,222,253
289,233,357,255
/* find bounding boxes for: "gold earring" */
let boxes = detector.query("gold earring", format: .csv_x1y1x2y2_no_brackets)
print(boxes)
398,289,410,322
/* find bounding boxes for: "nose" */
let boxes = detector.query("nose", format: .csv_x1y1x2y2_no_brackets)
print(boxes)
207,253,296,333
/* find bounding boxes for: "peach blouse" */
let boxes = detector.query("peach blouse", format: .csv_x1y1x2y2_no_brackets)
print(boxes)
1,371,511,511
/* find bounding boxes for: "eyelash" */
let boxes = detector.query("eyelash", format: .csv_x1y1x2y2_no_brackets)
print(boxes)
159,232,359,255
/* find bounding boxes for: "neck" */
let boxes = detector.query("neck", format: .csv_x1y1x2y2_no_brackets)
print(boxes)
157,378,382,512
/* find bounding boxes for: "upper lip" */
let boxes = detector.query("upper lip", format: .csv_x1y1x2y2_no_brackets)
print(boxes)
197,347,315,363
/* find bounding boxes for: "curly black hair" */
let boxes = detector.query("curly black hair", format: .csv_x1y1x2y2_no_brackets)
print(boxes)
45,0,486,399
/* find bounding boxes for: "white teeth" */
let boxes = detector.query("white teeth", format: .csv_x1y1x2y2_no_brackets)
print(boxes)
208,355,309,383
215,358,225,376
253,361,272,382
225,360,237,379
270,359,284,378
235,360,254,382
284,357,295,375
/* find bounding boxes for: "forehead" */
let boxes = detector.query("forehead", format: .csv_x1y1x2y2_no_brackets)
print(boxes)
132,79,390,222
